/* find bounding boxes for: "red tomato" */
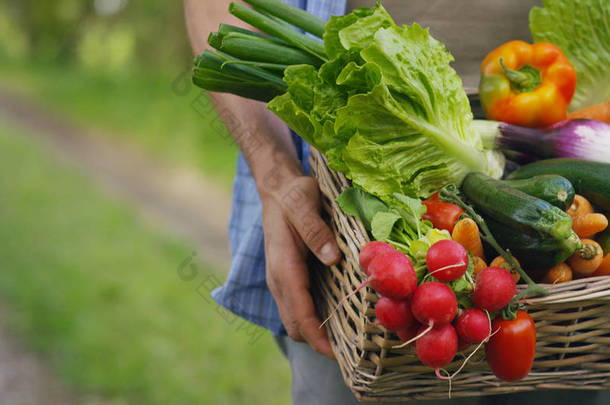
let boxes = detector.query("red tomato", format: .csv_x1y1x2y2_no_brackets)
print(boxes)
485,311,536,381
422,192,464,233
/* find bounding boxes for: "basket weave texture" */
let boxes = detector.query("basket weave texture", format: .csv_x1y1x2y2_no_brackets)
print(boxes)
309,148,610,402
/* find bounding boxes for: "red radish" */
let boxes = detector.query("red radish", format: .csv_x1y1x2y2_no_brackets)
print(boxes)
455,308,491,343
375,297,413,331
321,251,416,327
397,322,421,344
426,239,468,282
416,324,458,368
368,251,417,299
359,241,395,275
473,266,517,312
411,282,458,327
457,337,471,352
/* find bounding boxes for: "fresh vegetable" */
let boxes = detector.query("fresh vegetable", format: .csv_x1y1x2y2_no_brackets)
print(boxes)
507,159,610,212
359,241,395,275
502,175,575,211
425,240,468,282
489,256,521,284
337,188,432,259
228,2,326,60
396,322,420,345
439,184,549,300
451,217,484,259
566,194,594,219
479,40,576,127
192,50,287,102
415,324,458,369
543,262,572,284
375,296,413,331
572,213,608,239
475,118,610,164
367,251,418,299
455,308,491,344
591,255,610,277
240,0,327,39
485,311,536,381
473,267,516,312
568,239,604,275
530,0,610,111
461,172,574,240
422,192,464,233
471,256,487,277
411,282,457,327
268,3,505,199
485,216,581,270
568,100,610,124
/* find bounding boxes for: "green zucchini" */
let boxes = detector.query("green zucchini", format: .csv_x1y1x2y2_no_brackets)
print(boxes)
507,159,610,213
501,175,575,210
485,218,582,270
461,172,574,240
596,228,610,255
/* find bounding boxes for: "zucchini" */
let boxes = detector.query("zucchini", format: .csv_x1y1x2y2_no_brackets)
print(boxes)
501,175,575,210
507,159,610,212
485,218,582,270
461,172,574,240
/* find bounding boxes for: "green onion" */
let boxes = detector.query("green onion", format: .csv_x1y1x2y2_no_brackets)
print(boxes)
229,2,327,61
218,23,288,45
208,31,323,67
192,51,286,102
242,0,326,38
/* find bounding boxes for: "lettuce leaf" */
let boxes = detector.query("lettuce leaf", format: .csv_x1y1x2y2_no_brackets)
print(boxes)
530,0,610,111
269,3,503,199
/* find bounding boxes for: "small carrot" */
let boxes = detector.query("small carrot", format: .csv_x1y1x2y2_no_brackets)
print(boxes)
592,254,610,277
471,256,487,278
451,217,484,259
567,100,610,124
568,239,604,275
572,213,608,238
566,194,594,218
542,263,573,284
490,255,521,284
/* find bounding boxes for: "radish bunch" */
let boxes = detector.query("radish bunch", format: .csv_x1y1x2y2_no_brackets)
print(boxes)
359,239,518,376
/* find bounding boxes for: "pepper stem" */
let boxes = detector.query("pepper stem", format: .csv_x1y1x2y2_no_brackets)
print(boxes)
499,58,542,93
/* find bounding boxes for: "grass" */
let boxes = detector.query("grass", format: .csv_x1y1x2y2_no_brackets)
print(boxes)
0,60,238,188
0,121,290,404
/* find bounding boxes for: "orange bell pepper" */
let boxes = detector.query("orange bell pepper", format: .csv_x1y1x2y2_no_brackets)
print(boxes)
479,40,577,128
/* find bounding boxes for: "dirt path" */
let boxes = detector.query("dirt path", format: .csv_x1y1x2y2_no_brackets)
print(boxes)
0,87,232,269
0,87,234,404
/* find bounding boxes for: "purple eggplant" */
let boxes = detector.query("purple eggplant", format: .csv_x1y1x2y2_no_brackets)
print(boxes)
475,119,610,163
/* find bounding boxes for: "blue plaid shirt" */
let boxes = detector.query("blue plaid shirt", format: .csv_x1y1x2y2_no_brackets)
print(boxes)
211,0,347,335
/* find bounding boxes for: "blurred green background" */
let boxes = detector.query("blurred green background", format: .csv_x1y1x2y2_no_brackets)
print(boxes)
0,0,290,404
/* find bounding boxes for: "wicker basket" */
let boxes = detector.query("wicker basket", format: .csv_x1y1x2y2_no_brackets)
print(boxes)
309,148,610,402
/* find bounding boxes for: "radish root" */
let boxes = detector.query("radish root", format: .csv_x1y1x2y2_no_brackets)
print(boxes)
423,262,467,282
392,322,434,348
435,311,499,398
319,276,371,328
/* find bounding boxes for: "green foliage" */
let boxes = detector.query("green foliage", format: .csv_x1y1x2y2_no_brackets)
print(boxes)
0,124,289,404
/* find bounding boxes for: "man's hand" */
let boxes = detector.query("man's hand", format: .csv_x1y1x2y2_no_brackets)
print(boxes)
261,173,341,358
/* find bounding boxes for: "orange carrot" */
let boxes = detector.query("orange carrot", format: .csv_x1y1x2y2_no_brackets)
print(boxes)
591,254,610,277
490,256,521,284
566,194,594,218
542,263,573,284
471,256,487,278
568,239,604,275
451,217,484,259
567,100,610,124
572,213,608,238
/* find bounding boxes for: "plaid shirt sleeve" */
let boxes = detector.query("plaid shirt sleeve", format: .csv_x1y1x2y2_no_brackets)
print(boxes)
211,0,347,335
